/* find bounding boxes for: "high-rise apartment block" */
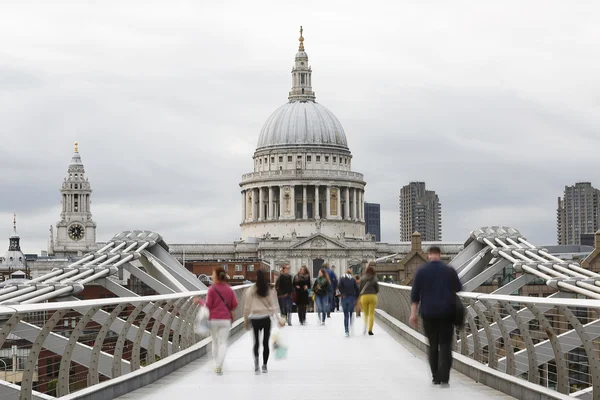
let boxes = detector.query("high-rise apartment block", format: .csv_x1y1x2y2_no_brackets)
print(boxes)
399,182,441,242
557,182,600,245
364,202,381,242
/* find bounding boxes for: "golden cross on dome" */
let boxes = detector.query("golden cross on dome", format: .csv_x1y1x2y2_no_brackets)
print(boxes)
298,26,305,51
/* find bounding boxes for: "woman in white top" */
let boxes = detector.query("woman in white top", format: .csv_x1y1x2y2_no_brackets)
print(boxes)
244,270,280,374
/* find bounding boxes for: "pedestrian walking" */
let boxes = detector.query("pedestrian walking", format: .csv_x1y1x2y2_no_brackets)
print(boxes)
409,246,462,386
354,274,361,317
244,270,280,374
312,268,330,325
293,265,311,325
339,268,360,337
324,263,338,317
205,266,238,375
275,264,294,325
359,262,379,335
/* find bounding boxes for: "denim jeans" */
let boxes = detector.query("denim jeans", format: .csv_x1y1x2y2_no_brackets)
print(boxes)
341,296,356,333
327,292,335,314
316,295,328,323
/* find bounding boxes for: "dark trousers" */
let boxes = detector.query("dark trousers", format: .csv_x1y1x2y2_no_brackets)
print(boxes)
297,304,307,323
422,316,454,383
251,317,271,365
279,296,292,324
327,292,335,314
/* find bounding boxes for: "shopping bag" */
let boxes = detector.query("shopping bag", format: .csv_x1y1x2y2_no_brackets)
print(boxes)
271,325,288,360
194,305,210,335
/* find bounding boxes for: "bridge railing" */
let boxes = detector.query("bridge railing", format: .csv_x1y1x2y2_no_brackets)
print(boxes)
377,283,600,400
0,284,252,400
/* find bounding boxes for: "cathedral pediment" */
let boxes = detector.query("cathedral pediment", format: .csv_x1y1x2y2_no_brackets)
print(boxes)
289,233,348,250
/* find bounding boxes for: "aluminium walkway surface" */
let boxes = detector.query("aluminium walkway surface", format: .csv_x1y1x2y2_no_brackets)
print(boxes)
118,313,515,400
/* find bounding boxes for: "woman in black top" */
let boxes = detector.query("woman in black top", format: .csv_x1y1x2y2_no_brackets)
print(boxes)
293,265,311,325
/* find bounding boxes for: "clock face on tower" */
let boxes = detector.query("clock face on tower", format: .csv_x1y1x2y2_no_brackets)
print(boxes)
68,224,85,241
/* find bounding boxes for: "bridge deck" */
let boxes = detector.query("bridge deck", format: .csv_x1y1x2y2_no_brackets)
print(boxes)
118,313,515,400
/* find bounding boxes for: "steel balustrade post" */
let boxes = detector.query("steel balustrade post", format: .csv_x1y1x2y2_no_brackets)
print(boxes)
20,309,69,400
185,303,201,347
147,299,176,365
526,304,569,394
500,300,538,384
112,302,147,378
471,300,497,369
180,301,199,349
161,298,187,358
57,307,100,396
0,314,23,351
173,299,194,352
89,304,125,385
482,299,515,375
465,307,482,362
558,305,600,398
131,302,162,370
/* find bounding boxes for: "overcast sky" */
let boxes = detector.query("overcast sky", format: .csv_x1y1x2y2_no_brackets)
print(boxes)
1,1,599,254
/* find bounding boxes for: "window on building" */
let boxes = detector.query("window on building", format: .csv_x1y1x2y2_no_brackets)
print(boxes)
297,155,302,160
325,156,329,162
307,155,312,162
247,264,254,272
265,157,268,164
223,264,228,271
259,159,262,165
288,156,292,162
301,74,305,84
271,157,275,163
316,155,321,162
279,156,283,162
333,156,337,163
235,264,242,272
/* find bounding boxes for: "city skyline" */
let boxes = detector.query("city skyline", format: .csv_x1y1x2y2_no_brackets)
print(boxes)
1,2,599,253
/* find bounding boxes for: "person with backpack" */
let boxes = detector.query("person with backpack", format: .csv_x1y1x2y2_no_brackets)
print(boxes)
275,264,294,326
409,246,462,386
359,262,379,335
244,270,280,374
205,266,238,375
324,263,338,318
312,268,330,325
338,268,360,337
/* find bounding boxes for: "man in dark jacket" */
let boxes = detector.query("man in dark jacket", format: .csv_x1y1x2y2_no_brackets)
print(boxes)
324,263,338,318
275,265,294,325
410,246,462,386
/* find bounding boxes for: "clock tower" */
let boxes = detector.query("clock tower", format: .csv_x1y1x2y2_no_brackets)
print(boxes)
54,142,97,256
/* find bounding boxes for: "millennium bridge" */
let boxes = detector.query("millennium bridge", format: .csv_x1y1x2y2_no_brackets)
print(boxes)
0,227,598,400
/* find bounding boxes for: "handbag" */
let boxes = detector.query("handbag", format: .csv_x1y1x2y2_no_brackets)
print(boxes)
453,294,465,329
213,287,234,321
291,290,298,304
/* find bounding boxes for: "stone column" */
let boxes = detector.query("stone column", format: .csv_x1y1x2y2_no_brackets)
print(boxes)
353,188,358,221
242,190,246,223
345,187,350,220
279,186,284,219
290,185,296,218
259,187,264,221
303,185,308,219
360,190,364,221
315,185,320,219
326,186,331,219
336,187,342,219
268,186,274,220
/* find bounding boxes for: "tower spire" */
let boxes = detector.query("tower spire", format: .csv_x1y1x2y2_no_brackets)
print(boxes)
12,213,16,236
288,26,315,102
299,26,304,51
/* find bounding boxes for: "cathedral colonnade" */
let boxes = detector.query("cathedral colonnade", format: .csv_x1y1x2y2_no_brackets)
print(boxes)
241,185,365,223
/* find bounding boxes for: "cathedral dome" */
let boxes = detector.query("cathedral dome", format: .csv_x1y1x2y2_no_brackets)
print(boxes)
256,101,348,151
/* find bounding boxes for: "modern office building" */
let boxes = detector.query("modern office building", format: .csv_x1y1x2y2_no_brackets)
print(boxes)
364,202,381,242
399,182,441,242
557,182,600,245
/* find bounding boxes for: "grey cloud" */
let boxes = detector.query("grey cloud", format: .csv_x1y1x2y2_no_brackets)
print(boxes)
0,1,599,253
